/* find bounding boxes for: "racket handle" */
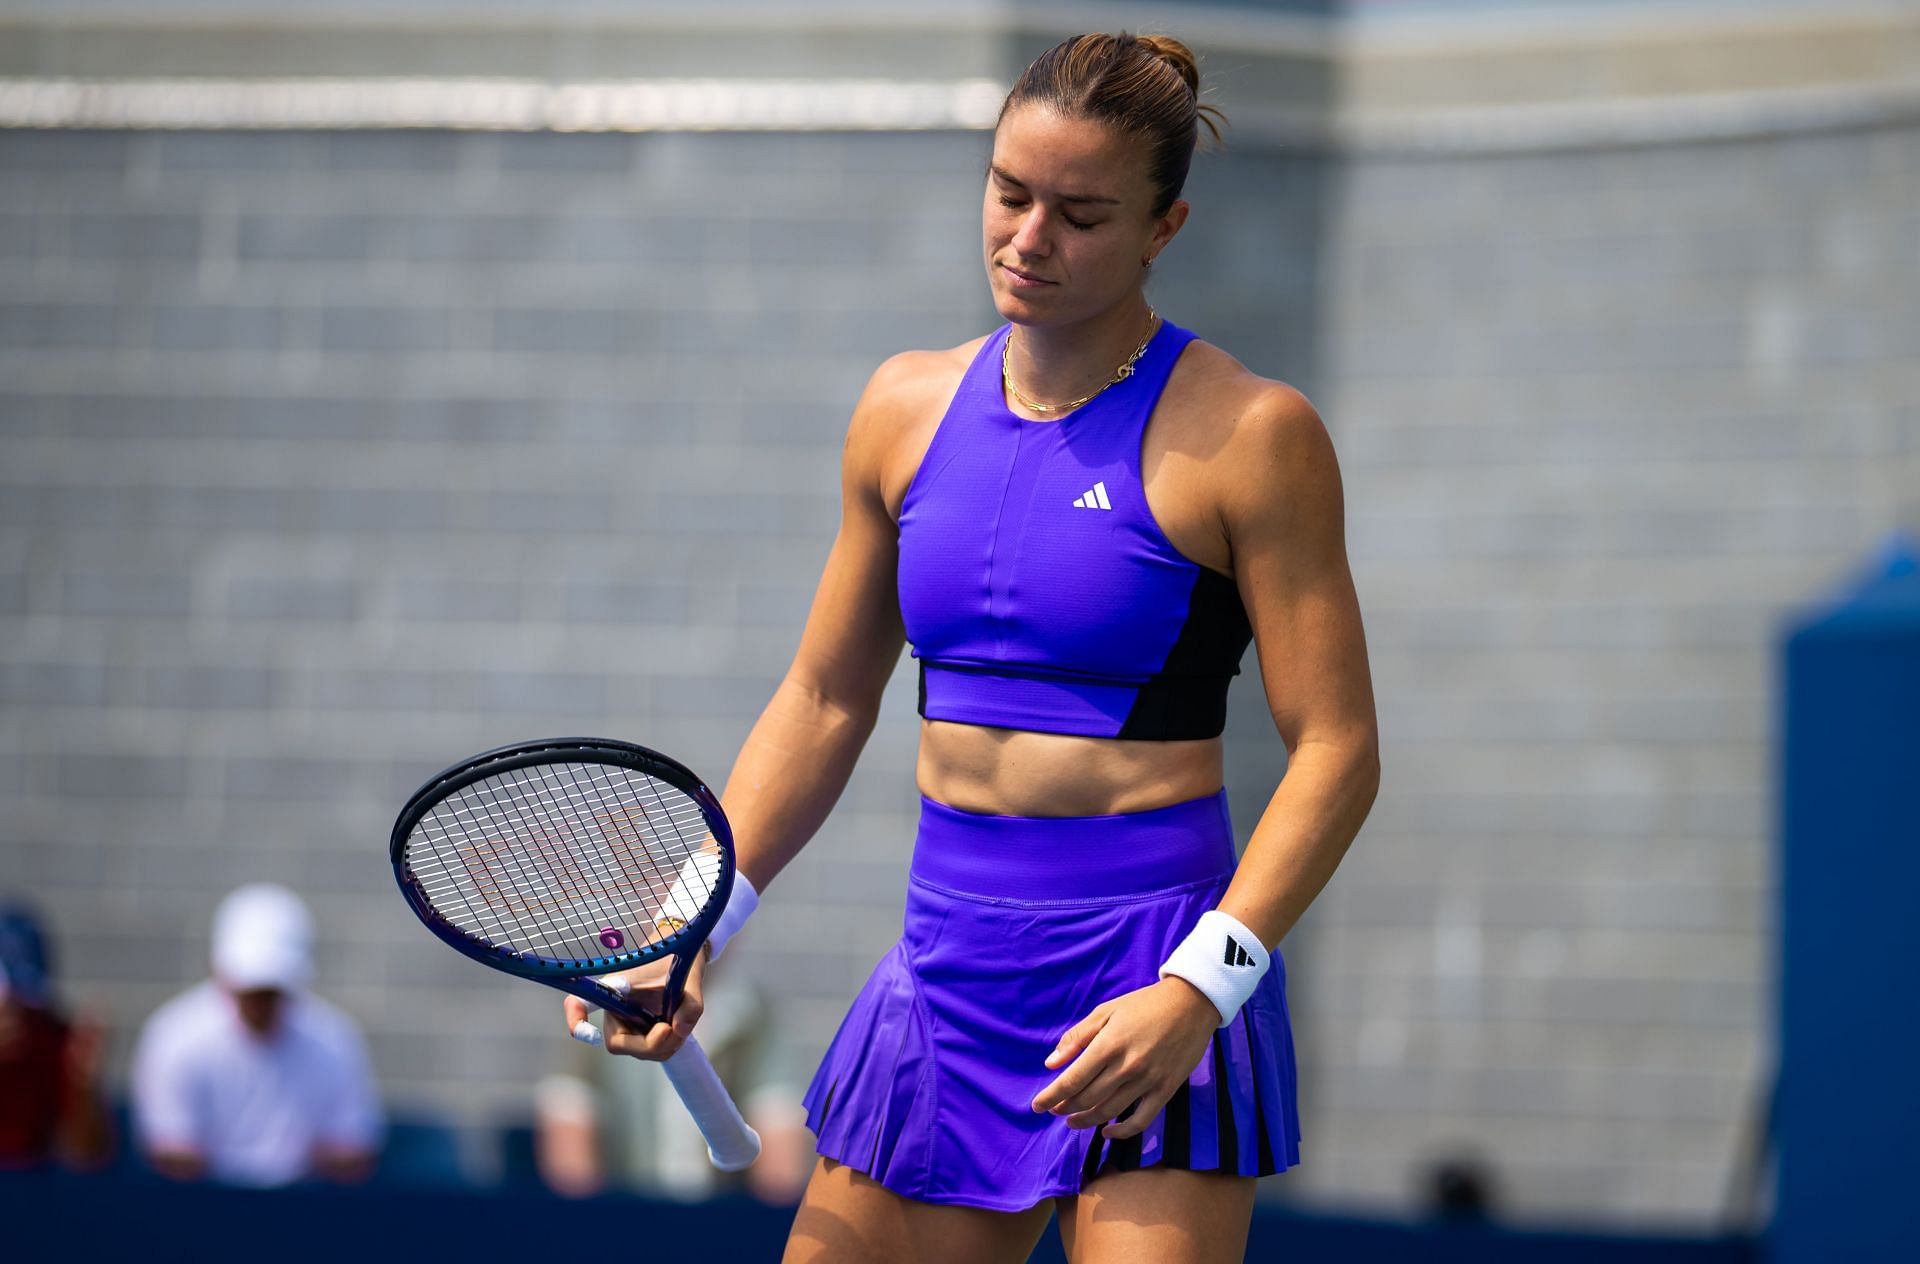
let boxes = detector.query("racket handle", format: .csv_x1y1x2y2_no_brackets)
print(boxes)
662,1035,763,1172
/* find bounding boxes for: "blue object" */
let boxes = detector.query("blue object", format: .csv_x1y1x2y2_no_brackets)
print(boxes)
897,318,1254,740
803,789,1299,1209
375,1118,468,1188
0,901,52,1006
1774,531,1920,1262
0,1165,1755,1263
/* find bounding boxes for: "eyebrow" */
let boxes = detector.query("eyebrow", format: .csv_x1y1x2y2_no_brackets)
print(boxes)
990,165,1121,207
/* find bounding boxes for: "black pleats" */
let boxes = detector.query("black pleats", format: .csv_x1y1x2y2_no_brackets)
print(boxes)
1082,1038,1277,1187
1211,1041,1240,1175
1081,1129,1105,1186
1241,1013,1278,1176
1162,1077,1192,1168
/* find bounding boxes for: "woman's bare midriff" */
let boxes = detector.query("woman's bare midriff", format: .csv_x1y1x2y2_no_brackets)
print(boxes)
915,719,1224,817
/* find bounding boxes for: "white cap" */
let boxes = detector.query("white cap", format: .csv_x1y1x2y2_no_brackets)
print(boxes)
211,883,314,991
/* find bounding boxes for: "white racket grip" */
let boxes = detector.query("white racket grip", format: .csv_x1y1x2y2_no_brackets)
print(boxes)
661,1035,762,1172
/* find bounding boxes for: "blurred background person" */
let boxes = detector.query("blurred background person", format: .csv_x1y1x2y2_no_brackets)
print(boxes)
535,966,812,1204
0,901,113,1172
129,883,382,1187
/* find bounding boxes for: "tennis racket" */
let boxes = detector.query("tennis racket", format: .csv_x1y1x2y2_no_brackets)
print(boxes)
389,736,761,1171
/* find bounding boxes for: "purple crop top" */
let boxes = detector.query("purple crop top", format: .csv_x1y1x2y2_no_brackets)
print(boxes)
896,318,1253,740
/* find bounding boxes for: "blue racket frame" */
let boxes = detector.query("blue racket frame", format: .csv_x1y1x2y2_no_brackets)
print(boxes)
389,736,736,1030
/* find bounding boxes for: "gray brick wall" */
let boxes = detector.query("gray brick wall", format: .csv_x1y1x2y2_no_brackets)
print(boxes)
2,111,1913,1228
1306,124,1919,1223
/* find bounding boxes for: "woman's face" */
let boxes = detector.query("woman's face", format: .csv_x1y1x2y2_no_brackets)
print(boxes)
983,104,1182,327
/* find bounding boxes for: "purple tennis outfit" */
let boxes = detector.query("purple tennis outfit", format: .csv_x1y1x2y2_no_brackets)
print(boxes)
800,318,1303,1210
898,319,1253,740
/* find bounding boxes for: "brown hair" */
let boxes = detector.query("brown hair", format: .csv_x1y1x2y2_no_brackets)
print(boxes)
998,32,1226,218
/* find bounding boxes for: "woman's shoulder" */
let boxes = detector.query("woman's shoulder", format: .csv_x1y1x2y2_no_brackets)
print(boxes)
848,333,994,446
844,333,996,499
865,334,992,410
1173,335,1318,433
1163,335,1333,513
1159,334,1328,462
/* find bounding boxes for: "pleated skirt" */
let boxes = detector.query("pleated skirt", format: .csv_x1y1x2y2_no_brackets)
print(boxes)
800,789,1303,1212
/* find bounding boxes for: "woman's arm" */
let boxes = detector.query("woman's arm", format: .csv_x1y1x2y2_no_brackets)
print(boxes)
1031,381,1379,1138
1212,382,1381,949
717,353,932,895
577,353,931,1061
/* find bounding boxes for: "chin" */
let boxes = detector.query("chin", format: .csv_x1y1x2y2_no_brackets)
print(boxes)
989,286,1055,327
991,294,1031,324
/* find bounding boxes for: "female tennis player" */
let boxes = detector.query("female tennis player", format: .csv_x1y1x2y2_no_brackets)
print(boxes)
566,31,1378,1263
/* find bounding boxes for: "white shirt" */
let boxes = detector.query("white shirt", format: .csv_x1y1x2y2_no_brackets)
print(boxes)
130,981,383,1187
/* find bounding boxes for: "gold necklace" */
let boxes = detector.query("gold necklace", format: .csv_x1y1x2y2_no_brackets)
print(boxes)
1002,308,1159,416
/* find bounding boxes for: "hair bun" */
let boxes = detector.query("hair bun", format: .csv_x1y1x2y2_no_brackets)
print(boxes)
1134,34,1201,98
998,30,1228,214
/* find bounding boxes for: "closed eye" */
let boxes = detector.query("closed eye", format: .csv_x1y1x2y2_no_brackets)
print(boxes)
997,194,1097,232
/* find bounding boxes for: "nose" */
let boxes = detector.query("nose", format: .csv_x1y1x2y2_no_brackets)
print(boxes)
1010,204,1051,258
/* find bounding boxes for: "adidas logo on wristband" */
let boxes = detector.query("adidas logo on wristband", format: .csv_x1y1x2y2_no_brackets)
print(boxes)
1161,910,1272,1028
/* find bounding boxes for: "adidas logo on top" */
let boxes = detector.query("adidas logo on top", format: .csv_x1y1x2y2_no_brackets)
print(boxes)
1072,480,1112,510
1224,936,1255,968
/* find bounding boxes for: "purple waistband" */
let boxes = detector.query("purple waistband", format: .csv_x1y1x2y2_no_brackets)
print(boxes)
909,788,1236,901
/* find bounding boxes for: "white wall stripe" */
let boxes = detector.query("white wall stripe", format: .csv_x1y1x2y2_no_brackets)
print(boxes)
1313,80,1920,156
1,74,1916,151
0,77,1009,133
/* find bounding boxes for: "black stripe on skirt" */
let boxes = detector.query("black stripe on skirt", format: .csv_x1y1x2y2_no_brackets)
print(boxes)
1242,1011,1278,1176
1163,1075,1192,1168
1211,1040,1241,1175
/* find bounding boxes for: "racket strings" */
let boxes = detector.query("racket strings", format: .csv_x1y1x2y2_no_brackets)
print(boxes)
405,760,720,965
420,766,685,960
539,760,708,948
420,770,583,959
454,764,663,943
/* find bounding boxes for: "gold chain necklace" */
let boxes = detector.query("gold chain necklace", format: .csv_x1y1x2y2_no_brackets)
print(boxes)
1002,307,1159,416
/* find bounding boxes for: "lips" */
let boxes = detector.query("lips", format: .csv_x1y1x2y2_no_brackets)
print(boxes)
1001,263,1055,285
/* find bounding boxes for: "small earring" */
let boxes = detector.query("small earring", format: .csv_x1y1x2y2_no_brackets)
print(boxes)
1142,256,1154,268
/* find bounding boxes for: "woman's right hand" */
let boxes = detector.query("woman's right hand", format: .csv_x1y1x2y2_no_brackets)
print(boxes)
563,943,711,1062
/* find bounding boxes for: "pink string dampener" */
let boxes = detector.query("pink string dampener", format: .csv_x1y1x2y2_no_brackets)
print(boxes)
598,927,625,951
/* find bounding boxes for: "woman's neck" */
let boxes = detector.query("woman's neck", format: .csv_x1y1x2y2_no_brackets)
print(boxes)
1004,298,1158,413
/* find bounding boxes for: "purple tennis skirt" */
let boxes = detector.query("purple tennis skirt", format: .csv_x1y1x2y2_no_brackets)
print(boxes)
801,788,1303,1211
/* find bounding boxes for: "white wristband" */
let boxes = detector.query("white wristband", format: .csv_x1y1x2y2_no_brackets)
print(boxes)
705,870,757,962
657,853,759,963
1158,909,1271,1028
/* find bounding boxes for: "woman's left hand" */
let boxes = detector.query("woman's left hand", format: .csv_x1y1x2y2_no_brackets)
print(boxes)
1031,977,1221,1139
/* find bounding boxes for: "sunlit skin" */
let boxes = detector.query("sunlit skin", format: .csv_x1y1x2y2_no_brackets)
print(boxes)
569,97,1380,1263
984,105,1190,421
